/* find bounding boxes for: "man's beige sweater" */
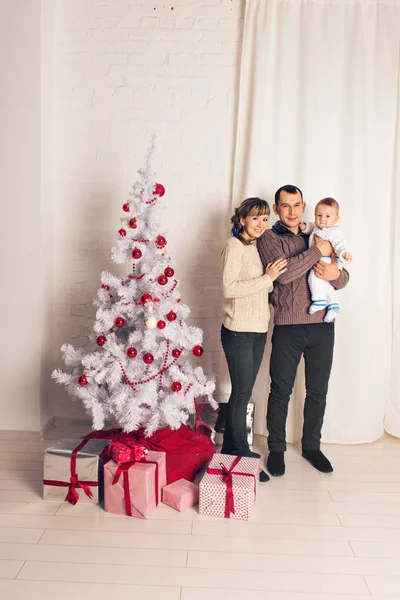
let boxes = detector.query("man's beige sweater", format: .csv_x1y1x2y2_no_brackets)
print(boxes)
221,237,273,333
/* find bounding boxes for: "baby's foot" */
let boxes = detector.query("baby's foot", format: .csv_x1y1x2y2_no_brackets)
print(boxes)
309,300,327,314
324,304,340,322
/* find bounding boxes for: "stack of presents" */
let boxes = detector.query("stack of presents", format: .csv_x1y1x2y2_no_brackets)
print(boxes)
43,407,258,521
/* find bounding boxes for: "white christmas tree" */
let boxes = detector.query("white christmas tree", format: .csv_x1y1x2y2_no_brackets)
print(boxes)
52,137,216,436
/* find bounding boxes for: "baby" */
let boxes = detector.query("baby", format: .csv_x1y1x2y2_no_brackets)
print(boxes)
300,197,352,323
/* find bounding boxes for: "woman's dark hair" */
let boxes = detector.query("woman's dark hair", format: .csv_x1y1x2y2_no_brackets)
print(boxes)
231,197,270,245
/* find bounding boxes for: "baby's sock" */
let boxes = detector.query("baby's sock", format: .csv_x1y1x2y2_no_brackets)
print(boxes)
324,304,340,323
309,300,327,315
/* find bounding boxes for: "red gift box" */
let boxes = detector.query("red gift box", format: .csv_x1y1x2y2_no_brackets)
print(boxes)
108,441,148,464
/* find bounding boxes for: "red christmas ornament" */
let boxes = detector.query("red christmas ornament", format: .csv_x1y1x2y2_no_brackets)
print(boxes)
132,248,142,259
171,348,181,358
155,235,167,249
126,347,137,359
154,183,165,197
157,320,166,329
143,353,154,364
114,317,125,328
78,375,87,386
140,293,152,305
153,297,161,308
166,311,177,322
158,274,168,286
96,334,106,346
122,203,130,212
129,218,137,229
171,381,182,392
101,284,110,290
164,267,174,278
118,228,127,237
193,345,204,357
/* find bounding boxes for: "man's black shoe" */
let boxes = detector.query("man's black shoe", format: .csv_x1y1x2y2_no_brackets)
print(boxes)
259,470,270,482
267,451,285,476
302,449,333,473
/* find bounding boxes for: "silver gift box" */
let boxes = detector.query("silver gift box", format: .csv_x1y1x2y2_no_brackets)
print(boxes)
43,437,109,503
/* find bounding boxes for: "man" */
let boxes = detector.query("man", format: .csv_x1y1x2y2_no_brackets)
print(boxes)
257,185,349,476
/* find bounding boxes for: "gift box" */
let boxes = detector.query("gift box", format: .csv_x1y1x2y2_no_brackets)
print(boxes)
108,441,148,464
104,450,166,518
199,453,259,520
43,437,110,504
162,478,199,512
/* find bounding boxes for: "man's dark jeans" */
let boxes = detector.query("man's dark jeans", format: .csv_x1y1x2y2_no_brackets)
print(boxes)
221,324,267,455
267,323,335,452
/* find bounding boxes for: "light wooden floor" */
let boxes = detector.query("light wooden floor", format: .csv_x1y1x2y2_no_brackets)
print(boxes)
0,422,400,600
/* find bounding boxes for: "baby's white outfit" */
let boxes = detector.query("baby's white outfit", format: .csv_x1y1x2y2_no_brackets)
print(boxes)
304,223,349,322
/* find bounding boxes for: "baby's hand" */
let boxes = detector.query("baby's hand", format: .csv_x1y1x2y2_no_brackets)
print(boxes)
342,252,353,262
299,222,307,232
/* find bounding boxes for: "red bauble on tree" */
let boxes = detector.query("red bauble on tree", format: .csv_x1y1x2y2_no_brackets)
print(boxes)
171,381,182,392
164,267,174,278
78,375,87,386
118,228,127,237
96,334,106,346
193,345,204,357
143,353,154,364
126,347,137,358
155,235,167,249
166,311,177,322
171,348,181,358
139,293,152,305
158,274,168,286
154,183,165,197
132,248,142,259
101,284,110,290
157,320,166,329
122,203,130,212
114,317,125,328
129,218,137,229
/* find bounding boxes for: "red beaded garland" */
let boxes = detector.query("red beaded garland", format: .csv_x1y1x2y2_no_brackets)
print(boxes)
132,248,142,259
193,345,204,357
78,375,87,386
143,353,154,364
171,348,181,358
157,320,166,329
96,334,106,346
166,311,177,322
126,347,137,358
122,203,130,212
114,317,125,328
129,218,137,229
164,267,174,278
171,381,182,392
154,183,165,197
158,274,168,286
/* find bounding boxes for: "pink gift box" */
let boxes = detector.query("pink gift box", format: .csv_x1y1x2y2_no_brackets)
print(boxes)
162,478,199,512
199,453,259,521
104,451,166,519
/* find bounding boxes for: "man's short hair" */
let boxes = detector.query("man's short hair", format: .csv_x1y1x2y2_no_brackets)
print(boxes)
275,185,303,205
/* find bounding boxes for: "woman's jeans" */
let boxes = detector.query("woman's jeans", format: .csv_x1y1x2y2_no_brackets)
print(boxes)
221,324,267,455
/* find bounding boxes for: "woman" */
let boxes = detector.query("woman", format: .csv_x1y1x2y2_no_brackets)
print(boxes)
219,197,287,480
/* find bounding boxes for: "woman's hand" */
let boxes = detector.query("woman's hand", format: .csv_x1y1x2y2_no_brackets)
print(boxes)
266,258,288,282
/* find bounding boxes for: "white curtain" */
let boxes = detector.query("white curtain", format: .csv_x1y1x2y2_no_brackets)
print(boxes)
232,0,400,443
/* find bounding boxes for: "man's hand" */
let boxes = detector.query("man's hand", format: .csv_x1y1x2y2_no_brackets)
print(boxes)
315,236,333,257
314,253,340,281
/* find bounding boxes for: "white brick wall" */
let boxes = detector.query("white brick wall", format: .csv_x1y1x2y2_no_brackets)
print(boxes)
47,0,244,420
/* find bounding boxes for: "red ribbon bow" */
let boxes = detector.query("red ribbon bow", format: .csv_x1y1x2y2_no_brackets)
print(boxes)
111,456,159,517
206,456,256,518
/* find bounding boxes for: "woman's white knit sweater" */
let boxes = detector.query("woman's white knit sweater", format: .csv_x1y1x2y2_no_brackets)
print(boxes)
221,237,273,333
